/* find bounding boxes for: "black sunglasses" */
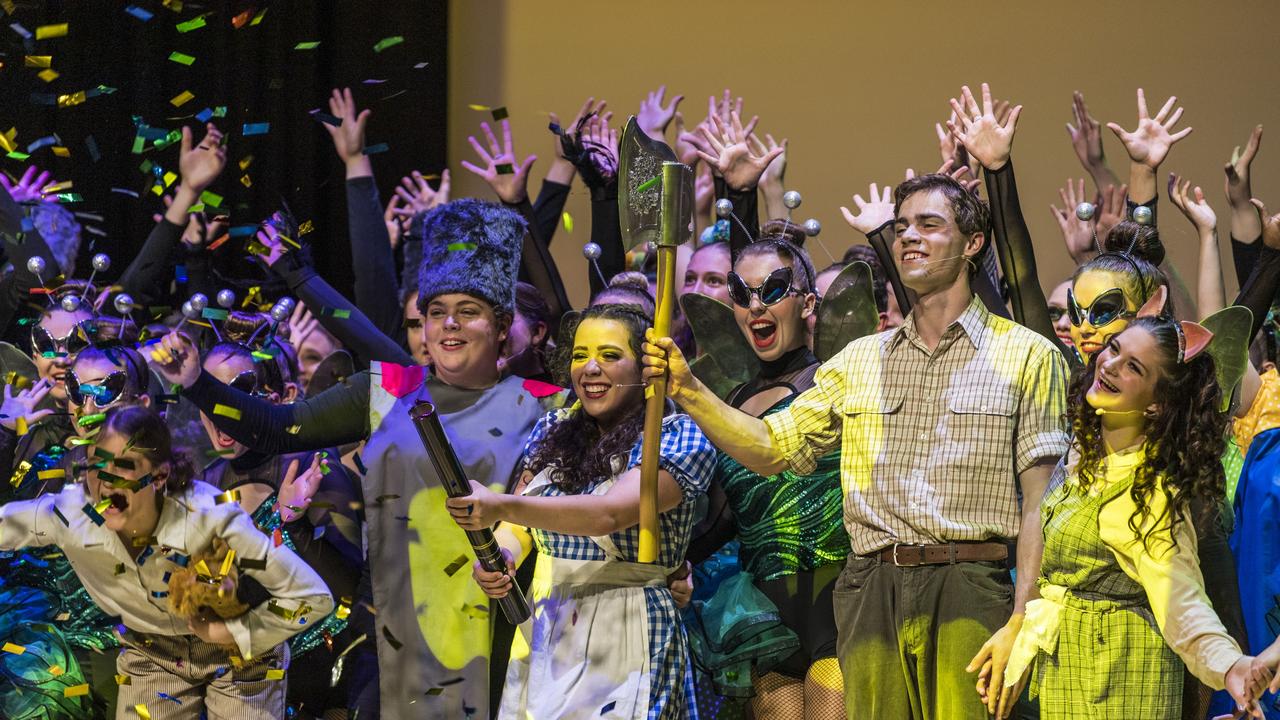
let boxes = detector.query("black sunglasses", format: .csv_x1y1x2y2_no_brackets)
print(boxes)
66,369,129,408
726,267,798,309
31,322,92,358
1067,287,1134,328
228,370,269,397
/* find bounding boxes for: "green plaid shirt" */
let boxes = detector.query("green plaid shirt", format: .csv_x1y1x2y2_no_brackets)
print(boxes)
764,295,1069,554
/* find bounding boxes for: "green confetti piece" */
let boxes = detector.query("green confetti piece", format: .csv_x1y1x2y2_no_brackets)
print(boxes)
445,242,477,252
199,190,223,208
294,41,320,50
6,151,30,161
175,15,207,33
200,308,228,320
495,163,514,175
636,176,660,193
373,36,404,53
77,413,106,428
168,52,196,66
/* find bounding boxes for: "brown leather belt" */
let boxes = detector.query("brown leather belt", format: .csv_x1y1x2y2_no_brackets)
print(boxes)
871,542,1008,567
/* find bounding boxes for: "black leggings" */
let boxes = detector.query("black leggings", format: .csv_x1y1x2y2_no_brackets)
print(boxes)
755,562,841,680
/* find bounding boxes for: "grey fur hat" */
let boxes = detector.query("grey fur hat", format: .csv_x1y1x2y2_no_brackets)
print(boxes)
413,198,525,315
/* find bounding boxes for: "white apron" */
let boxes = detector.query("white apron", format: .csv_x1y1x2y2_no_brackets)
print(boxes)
498,469,678,719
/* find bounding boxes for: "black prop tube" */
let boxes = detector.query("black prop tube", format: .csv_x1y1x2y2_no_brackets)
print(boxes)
409,400,531,624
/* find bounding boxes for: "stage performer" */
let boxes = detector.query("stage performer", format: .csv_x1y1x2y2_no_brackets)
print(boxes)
643,166,1070,719
449,303,714,720
1001,317,1266,718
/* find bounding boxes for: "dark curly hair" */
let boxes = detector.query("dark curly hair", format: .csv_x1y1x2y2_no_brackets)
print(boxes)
1063,316,1227,552
529,304,654,494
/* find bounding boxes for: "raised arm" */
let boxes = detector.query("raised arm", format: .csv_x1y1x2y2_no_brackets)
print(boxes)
322,88,407,346
1106,88,1192,206
1167,174,1225,317
118,124,227,306
149,331,371,454
1225,125,1264,286
840,181,913,315
0,168,63,334
1066,91,1122,192
686,108,780,259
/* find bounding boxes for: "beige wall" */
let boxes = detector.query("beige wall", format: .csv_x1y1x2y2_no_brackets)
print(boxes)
449,0,1280,310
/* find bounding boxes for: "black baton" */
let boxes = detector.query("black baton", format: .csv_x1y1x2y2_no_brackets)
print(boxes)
409,400,532,625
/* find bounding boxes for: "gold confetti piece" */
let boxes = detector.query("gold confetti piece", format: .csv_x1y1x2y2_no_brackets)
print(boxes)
37,469,65,480
115,674,130,685
240,174,252,188
63,683,89,697
49,664,63,676
194,559,212,577
52,146,70,157
10,460,31,488
135,703,152,719
336,597,352,620
41,180,72,194
36,23,68,39
37,68,59,83
443,555,469,577
644,385,655,399
562,212,573,233
2,642,25,655
266,668,285,680
170,91,194,107
94,498,112,514
57,91,86,108
215,489,241,505
298,220,314,235
24,56,51,68
213,404,242,420
114,563,125,575
219,549,236,577
0,0,14,15
468,103,491,112
131,535,157,547
16,416,28,436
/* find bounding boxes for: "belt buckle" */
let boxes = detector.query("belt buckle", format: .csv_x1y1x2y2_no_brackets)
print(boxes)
891,544,923,567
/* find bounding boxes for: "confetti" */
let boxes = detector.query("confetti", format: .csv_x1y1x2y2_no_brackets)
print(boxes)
266,668,285,680
298,220,314,235
194,107,213,123
156,692,181,704
63,683,89,697
562,212,574,233
15,417,27,437
446,242,477,252
214,489,241,505
168,51,195,66
321,308,351,319
124,6,153,21
175,14,206,32
381,626,403,650
600,701,617,715
201,308,228,320
2,642,24,654
135,703,152,719
9,22,30,39
170,91,195,107
495,163,514,175
443,555,469,577
311,112,341,127
213,404,242,420
37,469,65,480
24,55,51,68
238,556,267,571
361,143,389,155
636,176,660,193
294,41,319,50
115,674,131,685
468,104,491,112
491,107,509,121
35,22,67,39
37,68,59,83
373,35,404,53
242,123,270,136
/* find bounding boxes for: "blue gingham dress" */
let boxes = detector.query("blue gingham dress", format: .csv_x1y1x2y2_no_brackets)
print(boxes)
522,409,715,719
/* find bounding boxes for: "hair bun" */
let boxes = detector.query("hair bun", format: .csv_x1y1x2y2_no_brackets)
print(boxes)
1103,220,1165,266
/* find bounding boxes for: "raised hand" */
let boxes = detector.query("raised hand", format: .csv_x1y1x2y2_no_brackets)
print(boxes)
1049,178,1099,264
277,454,326,522
673,111,700,167
1168,174,1216,234
708,88,748,130
936,112,979,179
460,118,537,204
693,112,782,192
384,195,405,250
840,182,895,235
0,378,53,431
694,165,714,222
1096,183,1128,241
393,169,451,218
288,302,321,350
1106,89,1192,169
1225,125,1263,242
947,83,1022,171
252,215,288,268
1251,198,1280,251
637,85,683,139
0,165,53,203
1066,91,1109,175
147,331,201,389
580,115,619,183
177,123,227,194
323,87,373,177
753,133,788,190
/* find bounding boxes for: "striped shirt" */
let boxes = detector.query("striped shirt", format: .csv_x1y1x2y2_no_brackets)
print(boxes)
763,294,1069,555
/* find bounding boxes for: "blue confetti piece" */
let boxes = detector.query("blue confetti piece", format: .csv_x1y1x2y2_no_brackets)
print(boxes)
229,225,258,237
242,122,270,136
157,692,182,704
124,5,153,21
174,264,188,283
85,135,101,163
195,108,213,123
26,135,58,153
170,553,189,567
9,23,32,40
361,143,389,155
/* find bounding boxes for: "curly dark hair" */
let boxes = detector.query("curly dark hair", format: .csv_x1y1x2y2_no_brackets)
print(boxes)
529,304,654,494
1063,316,1227,552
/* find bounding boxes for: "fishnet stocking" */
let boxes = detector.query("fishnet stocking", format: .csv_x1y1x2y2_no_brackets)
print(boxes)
750,659,845,719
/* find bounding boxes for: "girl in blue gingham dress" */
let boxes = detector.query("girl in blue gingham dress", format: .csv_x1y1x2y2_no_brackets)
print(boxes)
447,305,715,719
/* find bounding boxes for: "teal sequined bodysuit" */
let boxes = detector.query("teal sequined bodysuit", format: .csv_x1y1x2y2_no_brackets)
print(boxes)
717,395,848,582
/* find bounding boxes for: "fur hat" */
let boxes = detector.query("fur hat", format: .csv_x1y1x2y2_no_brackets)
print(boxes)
414,199,525,316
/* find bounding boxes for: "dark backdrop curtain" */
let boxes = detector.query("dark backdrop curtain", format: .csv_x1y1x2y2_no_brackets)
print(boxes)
0,0,448,300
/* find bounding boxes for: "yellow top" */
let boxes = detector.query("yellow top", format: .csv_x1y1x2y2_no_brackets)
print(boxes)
1234,367,1280,455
